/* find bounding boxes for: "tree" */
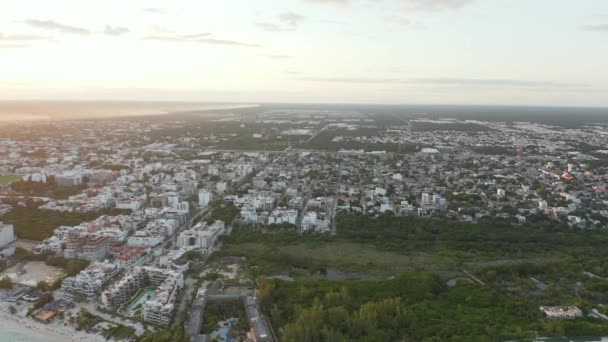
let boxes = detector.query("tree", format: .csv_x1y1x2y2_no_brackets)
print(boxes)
0,276,13,289
37,280,49,291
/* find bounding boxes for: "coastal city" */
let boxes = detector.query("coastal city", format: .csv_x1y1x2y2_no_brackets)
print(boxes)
1,106,608,341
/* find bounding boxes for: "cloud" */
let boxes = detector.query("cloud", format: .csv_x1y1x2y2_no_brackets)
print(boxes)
303,0,472,11
578,24,608,32
25,19,90,35
142,8,167,14
0,33,52,41
104,25,130,36
296,77,405,84
410,78,589,88
145,31,260,47
399,0,474,12
279,11,305,26
254,22,288,32
295,76,588,88
386,15,414,26
0,44,29,48
255,11,305,32
303,0,349,5
267,54,293,59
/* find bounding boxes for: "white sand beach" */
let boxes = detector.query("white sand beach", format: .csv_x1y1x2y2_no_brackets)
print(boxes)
0,311,107,342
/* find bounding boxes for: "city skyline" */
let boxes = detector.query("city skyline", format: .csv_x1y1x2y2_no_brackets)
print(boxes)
1,0,607,106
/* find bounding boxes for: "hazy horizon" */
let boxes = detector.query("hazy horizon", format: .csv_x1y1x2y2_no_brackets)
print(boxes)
1,0,607,106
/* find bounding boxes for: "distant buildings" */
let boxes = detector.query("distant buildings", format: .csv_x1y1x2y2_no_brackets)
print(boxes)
55,172,83,187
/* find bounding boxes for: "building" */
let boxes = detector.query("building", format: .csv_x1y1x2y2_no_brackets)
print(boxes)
116,198,144,211
540,306,583,319
177,221,225,252
55,172,83,187
0,222,16,249
198,189,213,208
245,295,273,342
497,189,506,198
64,235,109,261
101,266,183,325
61,261,120,298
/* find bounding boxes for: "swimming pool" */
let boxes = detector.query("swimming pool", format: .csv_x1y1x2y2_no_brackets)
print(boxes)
125,290,155,316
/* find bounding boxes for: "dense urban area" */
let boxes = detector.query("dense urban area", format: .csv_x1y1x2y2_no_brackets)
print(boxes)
2,104,608,341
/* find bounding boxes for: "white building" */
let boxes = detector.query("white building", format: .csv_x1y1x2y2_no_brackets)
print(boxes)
267,209,298,226
198,189,213,208
101,266,183,326
62,261,120,298
0,222,16,249
216,181,227,194
116,198,144,212
177,221,225,252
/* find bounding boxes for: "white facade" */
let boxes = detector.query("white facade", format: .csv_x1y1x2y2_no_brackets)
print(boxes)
62,261,120,298
176,221,225,252
198,189,213,207
0,222,15,249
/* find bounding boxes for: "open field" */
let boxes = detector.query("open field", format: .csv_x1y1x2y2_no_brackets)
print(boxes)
0,175,20,185
0,261,65,287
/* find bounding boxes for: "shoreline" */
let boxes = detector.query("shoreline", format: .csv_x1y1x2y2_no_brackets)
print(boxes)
0,311,106,342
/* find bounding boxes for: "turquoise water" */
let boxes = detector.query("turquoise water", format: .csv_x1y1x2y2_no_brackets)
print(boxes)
0,326,45,342
125,290,156,315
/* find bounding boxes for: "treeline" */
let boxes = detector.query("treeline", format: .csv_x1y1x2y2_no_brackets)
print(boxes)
259,273,541,341
337,214,608,271
209,201,239,224
9,179,83,199
1,207,131,240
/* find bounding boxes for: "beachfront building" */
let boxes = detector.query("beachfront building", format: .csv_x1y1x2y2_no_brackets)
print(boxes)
61,261,120,299
101,266,183,325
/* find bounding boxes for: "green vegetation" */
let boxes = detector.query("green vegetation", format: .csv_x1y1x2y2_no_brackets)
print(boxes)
0,207,131,240
28,293,53,315
219,214,608,340
138,327,189,342
210,201,239,224
201,300,249,340
10,179,83,199
72,308,99,331
0,175,21,185
44,255,90,277
106,324,136,340
471,145,514,155
0,276,13,289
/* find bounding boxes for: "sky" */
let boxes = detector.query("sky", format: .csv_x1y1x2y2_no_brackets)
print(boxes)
0,0,607,106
